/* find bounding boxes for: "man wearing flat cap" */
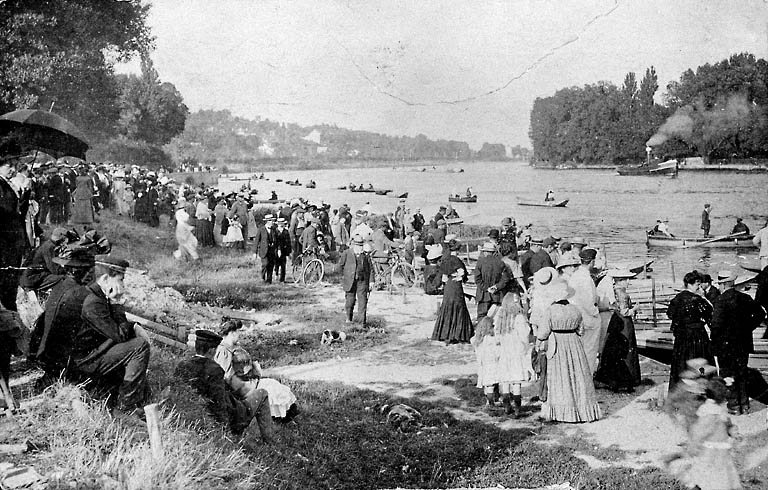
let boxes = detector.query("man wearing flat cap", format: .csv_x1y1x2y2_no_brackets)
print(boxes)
474,241,510,320
711,270,766,413
176,329,274,442
72,254,152,413
520,237,554,287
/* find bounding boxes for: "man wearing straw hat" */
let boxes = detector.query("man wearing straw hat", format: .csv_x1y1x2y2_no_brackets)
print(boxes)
73,254,152,414
339,235,373,324
710,270,766,414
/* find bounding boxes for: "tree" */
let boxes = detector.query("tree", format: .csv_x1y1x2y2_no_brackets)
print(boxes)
116,57,188,146
0,1,153,140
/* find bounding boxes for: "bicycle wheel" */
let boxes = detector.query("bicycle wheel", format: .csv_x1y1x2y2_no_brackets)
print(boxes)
390,262,415,291
302,259,324,287
291,259,303,283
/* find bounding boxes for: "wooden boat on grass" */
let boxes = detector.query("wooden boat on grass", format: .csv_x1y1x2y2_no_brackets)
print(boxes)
448,194,477,203
517,198,569,207
646,231,756,249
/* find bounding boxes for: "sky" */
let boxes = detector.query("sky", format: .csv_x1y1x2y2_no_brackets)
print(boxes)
118,0,768,150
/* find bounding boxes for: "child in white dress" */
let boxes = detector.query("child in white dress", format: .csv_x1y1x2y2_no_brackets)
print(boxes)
471,315,502,410
223,215,243,247
495,292,536,417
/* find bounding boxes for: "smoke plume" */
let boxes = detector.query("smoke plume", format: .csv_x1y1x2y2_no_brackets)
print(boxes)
646,93,753,148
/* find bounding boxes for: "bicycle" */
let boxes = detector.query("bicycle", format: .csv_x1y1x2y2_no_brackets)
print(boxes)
372,249,416,292
291,249,325,287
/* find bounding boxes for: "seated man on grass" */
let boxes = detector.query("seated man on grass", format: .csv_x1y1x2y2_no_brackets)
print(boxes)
72,255,151,415
176,329,274,443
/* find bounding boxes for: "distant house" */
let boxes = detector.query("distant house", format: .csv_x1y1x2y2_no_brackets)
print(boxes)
303,129,322,144
258,142,275,157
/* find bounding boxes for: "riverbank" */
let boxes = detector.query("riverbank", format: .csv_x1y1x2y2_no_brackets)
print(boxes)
4,213,768,489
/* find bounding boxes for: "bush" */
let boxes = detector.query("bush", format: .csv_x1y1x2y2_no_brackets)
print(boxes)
90,136,172,169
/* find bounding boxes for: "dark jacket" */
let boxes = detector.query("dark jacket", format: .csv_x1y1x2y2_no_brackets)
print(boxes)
711,288,766,356
275,228,292,258
521,249,553,282
704,285,720,305
339,248,372,292
20,239,64,290
474,254,510,303
175,355,251,432
74,283,134,363
253,225,275,259
33,276,90,368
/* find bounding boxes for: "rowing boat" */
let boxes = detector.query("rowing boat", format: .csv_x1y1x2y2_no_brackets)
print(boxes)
448,195,477,203
350,187,376,193
517,199,569,207
645,232,756,248
374,189,392,195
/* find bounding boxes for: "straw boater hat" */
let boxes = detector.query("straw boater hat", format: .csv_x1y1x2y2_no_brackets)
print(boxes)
716,270,738,283
481,241,497,253
94,254,129,274
426,244,444,260
276,217,286,224
555,255,580,269
605,269,636,279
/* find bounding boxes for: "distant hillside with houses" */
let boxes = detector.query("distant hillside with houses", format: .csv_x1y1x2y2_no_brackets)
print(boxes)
165,109,530,168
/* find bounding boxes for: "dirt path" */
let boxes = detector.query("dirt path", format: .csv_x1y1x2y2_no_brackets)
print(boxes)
270,284,768,471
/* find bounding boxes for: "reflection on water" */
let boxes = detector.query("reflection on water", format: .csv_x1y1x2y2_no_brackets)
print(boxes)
222,160,767,285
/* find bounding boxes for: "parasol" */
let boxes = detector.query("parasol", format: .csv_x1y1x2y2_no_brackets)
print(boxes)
0,109,89,159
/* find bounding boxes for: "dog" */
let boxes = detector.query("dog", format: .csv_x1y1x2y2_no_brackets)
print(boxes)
321,329,346,345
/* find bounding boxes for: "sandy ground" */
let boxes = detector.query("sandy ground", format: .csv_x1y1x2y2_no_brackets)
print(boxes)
270,284,768,473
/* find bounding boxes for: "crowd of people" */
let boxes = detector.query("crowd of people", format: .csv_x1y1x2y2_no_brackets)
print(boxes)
4,144,768,484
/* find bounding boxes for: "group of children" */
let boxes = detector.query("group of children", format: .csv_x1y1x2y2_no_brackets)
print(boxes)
471,292,536,418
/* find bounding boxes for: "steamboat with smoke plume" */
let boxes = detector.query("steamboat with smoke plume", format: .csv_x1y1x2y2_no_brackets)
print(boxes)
616,146,679,176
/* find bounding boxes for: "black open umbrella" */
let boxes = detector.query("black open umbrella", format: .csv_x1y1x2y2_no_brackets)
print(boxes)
0,109,89,159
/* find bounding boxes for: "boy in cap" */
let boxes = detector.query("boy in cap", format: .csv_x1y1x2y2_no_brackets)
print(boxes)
339,235,373,324
72,254,151,413
176,329,274,441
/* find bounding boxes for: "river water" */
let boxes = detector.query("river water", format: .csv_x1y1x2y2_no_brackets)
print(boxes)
220,160,767,285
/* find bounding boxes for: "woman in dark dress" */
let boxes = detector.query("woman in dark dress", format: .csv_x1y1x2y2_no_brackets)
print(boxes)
594,271,642,392
423,244,444,295
667,271,713,391
431,240,473,343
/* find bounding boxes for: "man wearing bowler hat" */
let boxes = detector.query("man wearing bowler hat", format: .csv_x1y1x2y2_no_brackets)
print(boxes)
73,254,151,413
711,270,766,413
175,329,274,442
339,235,372,324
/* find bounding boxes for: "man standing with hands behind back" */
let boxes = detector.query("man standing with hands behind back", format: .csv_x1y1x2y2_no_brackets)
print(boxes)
701,203,712,238
339,235,372,325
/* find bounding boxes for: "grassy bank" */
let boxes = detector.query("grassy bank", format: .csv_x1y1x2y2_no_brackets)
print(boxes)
9,212,704,489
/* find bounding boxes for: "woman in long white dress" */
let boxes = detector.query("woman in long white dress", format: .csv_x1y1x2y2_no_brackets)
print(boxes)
173,199,199,261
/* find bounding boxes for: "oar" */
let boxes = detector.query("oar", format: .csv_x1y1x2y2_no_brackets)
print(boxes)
679,231,747,249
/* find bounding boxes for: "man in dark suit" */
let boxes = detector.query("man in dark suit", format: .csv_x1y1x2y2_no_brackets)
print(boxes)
29,249,94,378
711,270,766,413
701,274,720,304
273,217,292,282
339,235,372,324
175,329,273,442
253,214,276,283
520,238,554,286
72,255,151,413
474,242,510,320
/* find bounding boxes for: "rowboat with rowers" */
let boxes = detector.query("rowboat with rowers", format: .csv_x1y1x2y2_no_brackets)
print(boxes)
645,231,756,249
